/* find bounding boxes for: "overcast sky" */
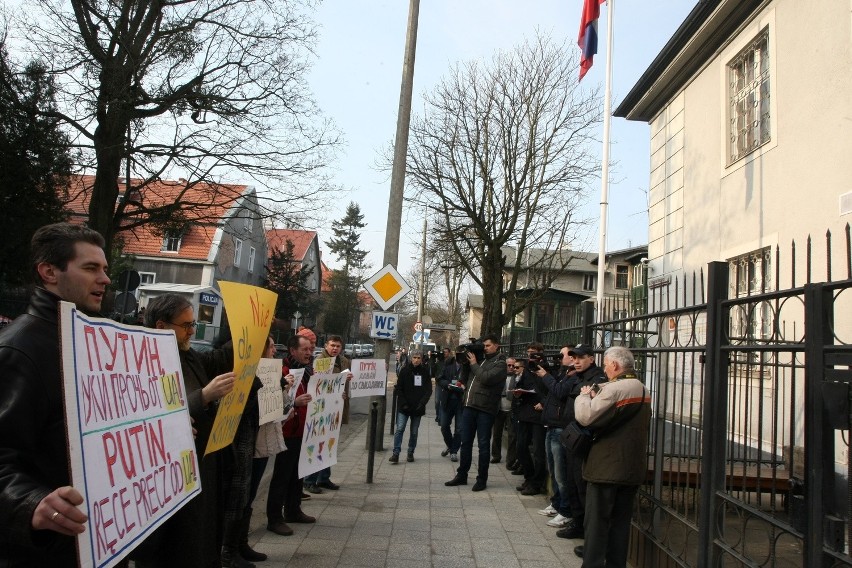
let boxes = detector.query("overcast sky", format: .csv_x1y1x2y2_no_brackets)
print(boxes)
307,0,696,275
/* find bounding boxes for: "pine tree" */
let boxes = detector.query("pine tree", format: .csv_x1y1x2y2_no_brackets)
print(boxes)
0,54,72,290
322,202,370,339
265,238,318,323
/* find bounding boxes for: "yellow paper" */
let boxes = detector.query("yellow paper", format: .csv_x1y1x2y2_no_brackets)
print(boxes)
205,281,277,455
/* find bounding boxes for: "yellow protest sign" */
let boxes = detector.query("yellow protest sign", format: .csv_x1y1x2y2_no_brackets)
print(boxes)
205,281,277,455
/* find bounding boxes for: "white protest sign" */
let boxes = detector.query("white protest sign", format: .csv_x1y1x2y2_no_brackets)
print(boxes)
348,358,387,398
297,371,347,478
60,302,199,568
256,357,284,425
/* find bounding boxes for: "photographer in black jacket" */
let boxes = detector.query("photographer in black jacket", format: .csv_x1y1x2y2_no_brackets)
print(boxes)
514,342,548,496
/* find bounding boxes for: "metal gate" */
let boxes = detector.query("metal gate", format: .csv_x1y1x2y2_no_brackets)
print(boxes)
533,229,852,567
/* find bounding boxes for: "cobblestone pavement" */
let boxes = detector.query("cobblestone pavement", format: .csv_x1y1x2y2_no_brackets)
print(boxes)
247,383,584,568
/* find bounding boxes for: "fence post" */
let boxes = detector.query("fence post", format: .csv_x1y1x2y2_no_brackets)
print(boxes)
581,301,595,345
367,401,378,483
697,261,729,568
803,283,834,565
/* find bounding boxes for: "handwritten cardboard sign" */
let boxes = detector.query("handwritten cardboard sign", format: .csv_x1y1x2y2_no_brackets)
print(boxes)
60,302,198,568
256,357,284,425
297,371,347,478
348,358,387,398
205,282,277,455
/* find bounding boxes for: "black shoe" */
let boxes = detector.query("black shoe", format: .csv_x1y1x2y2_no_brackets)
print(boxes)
444,476,467,486
441,448,450,457
471,481,487,491
284,511,316,524
221,545,255,568
515,481,528,491
301,491,311,500
266,520,293,536
574,545,584,558
239,543,267,562
490,456,501,464
511,467,524,475
389,453,399,463
407,453,414,462
521,485,541,496
556,518,584,539
317,480,340,490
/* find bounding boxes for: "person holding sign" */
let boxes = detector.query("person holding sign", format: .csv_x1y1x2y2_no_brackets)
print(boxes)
0,223,107,566
266,334,316,536
389,351,432,464
133,294,235,568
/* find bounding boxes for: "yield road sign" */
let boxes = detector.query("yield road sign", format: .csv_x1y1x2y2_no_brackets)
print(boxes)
370,311,398,340
363,264,411,311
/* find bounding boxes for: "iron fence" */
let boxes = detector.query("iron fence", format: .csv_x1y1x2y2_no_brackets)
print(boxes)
526,227,852,567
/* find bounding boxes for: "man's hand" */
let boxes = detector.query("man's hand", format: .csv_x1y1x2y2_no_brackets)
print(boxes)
202,372,236,405
466,352,476,365
535,367,547,378
32,486,88,536
580,384,598,399
295,393,313,406
534,402,543,411
283,374,296,390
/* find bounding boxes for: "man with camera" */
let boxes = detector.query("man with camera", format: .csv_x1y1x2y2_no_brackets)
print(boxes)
444,334,506,491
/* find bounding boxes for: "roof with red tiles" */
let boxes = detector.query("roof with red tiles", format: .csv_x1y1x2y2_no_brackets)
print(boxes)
64,174,252,261
265,229,317,262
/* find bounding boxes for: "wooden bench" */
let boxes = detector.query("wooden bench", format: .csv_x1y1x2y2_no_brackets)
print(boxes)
646,456,792,493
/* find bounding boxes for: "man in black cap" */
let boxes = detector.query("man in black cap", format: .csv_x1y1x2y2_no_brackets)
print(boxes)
555,344,606,540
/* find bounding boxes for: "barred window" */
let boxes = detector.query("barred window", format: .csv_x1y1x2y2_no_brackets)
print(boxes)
728,29,770,164
728,247,773,347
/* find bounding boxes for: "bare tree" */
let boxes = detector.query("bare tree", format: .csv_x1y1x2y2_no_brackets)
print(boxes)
6,0,338,256
405,35,601,335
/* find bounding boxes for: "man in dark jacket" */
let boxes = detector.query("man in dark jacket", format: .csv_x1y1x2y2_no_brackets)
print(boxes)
531,345,576,529
514,343,548,496
0,223,108,566
556,343,607,540
438,347,463,461
573,346,650,566
445,334,507,491
390,351,433,463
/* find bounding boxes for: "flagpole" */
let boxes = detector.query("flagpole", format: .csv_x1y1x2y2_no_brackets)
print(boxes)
595,0,614,321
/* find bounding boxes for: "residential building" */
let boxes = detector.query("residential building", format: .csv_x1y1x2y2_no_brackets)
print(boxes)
66,175,266,339
614,0,852,296
466,245,648,341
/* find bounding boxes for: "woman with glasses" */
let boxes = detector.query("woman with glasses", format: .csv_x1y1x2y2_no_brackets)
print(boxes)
135,293,237,568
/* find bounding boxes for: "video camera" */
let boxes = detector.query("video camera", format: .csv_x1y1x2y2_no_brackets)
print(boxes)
526,351,549,372
456,342,485,365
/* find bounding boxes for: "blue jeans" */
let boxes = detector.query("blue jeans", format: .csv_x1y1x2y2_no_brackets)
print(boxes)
457,407,496,484
545,428,571,517
304,467,331,486
392,412,422,455
440,395,463,453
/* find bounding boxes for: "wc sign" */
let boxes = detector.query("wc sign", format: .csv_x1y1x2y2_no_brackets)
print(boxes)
370,311,398,340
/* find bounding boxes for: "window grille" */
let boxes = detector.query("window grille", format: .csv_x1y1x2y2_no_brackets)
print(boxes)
728,29,770,163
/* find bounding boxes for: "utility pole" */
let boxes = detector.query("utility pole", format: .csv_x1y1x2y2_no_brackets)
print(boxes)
416,217,427,349
367,0,420,451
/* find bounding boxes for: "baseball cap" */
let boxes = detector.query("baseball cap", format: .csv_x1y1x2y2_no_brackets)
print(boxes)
568,344,594,357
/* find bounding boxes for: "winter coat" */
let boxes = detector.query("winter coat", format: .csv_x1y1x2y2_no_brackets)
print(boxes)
463,351,507,415
396,362,433,416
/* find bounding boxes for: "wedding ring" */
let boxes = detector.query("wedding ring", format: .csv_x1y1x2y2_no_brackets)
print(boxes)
51,511,60,521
